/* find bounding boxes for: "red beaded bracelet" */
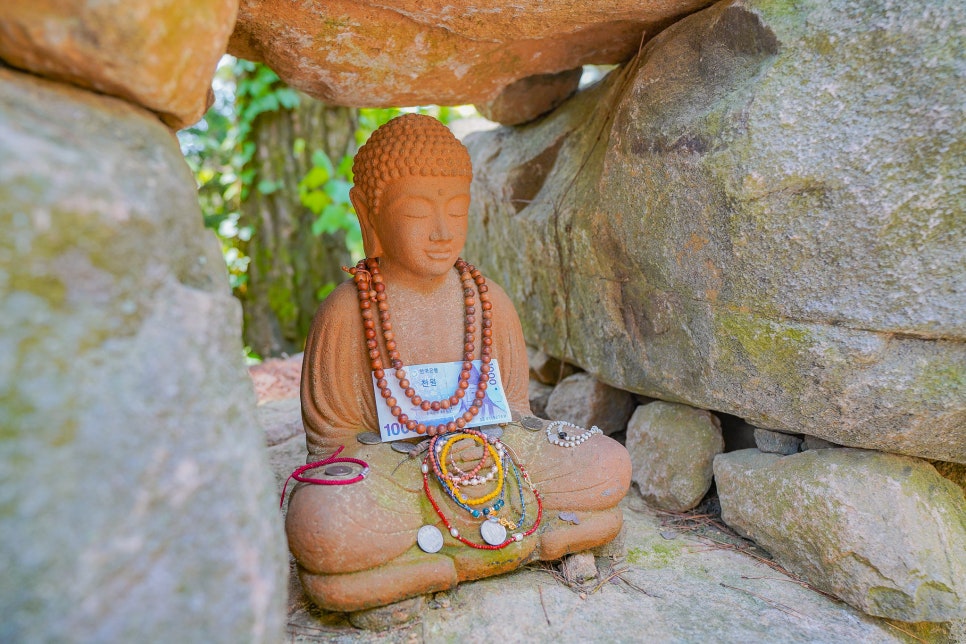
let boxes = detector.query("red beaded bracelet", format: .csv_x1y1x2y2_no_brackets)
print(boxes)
279,445,370,508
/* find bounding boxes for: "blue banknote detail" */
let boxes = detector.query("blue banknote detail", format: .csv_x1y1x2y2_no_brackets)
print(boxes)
373,359,511,442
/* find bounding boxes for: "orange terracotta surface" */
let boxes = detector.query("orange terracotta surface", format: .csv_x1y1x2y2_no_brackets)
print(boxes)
287,114,631,612
228,0,714,107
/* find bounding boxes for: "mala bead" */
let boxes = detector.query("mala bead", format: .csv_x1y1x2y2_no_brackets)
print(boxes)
348,257,494,435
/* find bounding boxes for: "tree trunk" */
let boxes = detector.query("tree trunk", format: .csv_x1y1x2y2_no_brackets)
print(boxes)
240,96,357,358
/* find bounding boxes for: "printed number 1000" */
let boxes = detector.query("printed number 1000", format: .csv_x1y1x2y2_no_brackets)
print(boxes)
383,422,406,436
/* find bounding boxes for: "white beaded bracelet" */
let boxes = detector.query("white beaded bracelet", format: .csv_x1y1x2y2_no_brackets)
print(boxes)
545,420,602,447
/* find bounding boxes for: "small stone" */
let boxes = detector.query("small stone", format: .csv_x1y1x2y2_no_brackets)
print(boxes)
561,552,598,584
626,402,724,512
801,435,839,451
545,372,635,436
476,67,583,126
257,398,304,447
660,530,678,540
348,595,425,631
527,347,577,385
528,379,554,418
558,511,580,525
432,592,451,609
754,428,803,455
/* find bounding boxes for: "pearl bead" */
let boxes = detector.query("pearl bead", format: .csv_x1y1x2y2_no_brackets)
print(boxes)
450,527,459,538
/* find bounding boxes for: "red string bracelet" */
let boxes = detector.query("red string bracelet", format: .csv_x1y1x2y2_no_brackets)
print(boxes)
279,445,370,508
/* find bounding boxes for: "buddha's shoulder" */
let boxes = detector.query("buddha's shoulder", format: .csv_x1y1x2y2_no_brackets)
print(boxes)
308,280,360,334
480,275,520,318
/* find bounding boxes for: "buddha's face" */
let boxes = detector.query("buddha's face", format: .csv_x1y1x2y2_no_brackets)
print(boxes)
366,175,472,280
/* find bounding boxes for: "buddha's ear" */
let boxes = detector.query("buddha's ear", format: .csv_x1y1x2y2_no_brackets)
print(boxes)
350,186,383,258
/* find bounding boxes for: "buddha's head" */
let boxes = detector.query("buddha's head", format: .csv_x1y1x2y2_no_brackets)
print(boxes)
350,114,474,280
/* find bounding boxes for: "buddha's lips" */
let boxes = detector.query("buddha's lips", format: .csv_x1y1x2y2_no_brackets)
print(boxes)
426,250,452,260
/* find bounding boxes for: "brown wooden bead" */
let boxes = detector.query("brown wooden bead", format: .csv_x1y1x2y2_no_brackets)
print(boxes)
373,369,384,379
390,406,401,416
430,401,441,411
387,397,397,407
376,378,388,388
421,401,432,411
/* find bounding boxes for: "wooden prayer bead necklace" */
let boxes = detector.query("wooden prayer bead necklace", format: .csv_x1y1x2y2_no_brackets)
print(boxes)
346,256,493,436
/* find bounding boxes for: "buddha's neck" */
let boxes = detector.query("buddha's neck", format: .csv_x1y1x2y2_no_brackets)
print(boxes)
377,258,457,297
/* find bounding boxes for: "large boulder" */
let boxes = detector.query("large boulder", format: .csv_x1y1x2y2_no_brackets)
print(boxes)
464,0,966,463
227,0,713,108
0,0,238,128
0,68,286,640
714,449,966,622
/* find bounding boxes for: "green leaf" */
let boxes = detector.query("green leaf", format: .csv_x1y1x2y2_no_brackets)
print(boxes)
336,154,354,179
324,179,352,205
277,88,300,110
302,190,331,214
257,179,280,194
300,165,330,190
311,149,335,175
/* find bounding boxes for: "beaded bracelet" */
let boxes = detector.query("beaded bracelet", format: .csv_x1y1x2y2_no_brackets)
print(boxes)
545,420,603,447
279,445,369,508
422,451,543,550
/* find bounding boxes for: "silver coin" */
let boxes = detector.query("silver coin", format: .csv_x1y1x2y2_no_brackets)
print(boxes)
480,519,507,546
324,464,354,476
392,441,417,454
480,425,503,440
521,416,543,431
417,525,444,553
356,431,382,445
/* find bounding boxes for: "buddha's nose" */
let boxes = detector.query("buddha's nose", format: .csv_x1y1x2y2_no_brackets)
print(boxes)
429,214,454,241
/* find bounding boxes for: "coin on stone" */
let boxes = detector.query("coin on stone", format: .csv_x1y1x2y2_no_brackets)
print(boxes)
356,431,382,445
480,519,507,546
324,464,354,477
392,441,417,454
521,416,543,431
417,525,444,553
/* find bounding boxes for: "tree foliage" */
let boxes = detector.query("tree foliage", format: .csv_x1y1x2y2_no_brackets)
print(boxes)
179,57,473,357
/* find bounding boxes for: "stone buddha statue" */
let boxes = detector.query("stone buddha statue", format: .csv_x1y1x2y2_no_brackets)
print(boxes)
287,113,631,613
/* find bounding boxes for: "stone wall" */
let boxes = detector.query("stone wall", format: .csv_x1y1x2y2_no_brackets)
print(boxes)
0,3,287,640
467,0,966,624
464,0,965,464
